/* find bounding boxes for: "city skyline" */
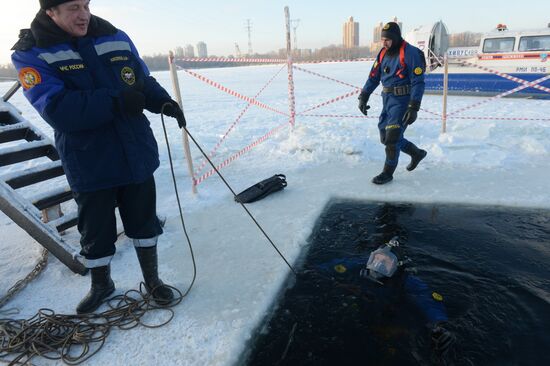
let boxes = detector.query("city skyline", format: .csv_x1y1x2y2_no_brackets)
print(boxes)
1,0,550,64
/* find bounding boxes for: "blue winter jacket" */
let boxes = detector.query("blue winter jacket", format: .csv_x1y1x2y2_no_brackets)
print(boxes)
11,11,171,192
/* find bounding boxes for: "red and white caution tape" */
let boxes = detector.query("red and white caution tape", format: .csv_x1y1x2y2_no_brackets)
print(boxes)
184,69,289,117
193,65,286,177
293,65,361,89
447,74,550,116
297,90,361,115
194,120,291,186
300,113,375,119
177,57,286,64
294,58,375,65
448,115,550,122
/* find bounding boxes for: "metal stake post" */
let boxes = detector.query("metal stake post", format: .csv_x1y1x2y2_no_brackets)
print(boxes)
284,6,296,128
168,51,197,194
442,54,449,134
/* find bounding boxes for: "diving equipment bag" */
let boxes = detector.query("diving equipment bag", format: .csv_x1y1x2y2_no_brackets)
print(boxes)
234,174,287,203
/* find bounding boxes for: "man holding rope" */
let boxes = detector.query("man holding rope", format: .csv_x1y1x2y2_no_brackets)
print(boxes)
11,0,186,313
358,22,428,185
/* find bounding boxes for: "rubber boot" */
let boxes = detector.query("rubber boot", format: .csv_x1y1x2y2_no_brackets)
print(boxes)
372,164,397,185
135,246,174,304
402,143,427,171
76,266,115,314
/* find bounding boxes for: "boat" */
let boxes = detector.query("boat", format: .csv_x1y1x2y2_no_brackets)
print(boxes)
406,21,550,98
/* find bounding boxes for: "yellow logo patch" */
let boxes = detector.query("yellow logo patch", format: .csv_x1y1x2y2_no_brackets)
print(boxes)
414,67,424,75
19,67,42,90
383,23,390,30
334,264,347,274
121,66,136,86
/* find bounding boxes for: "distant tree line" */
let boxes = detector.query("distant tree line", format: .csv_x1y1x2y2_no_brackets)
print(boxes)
0,64,17,81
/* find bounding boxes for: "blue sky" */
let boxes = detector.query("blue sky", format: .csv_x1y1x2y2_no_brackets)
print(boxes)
1,0,549,64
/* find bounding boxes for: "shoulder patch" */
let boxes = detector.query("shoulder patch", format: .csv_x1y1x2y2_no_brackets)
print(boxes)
121,66,136,86
19,67,42,89
414,67,424,75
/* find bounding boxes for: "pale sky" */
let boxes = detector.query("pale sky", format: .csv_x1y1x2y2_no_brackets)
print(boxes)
1,0,549,64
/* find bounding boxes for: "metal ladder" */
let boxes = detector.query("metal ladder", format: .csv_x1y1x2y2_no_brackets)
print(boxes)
0,82,86,274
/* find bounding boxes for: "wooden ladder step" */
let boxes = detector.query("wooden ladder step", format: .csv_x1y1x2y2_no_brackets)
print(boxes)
48,210,78,233
0,140,59,167
0,123,41,144
30,185,73,210
2,160,65,189
0,110,19,125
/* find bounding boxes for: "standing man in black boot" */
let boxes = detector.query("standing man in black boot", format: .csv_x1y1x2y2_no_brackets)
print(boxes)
358,21,428,185
12,0,187,313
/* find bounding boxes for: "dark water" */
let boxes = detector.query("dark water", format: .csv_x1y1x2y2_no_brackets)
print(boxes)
244,201,550,366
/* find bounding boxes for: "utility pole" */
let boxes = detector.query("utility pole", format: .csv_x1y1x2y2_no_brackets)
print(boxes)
291,19,300,51
245,19,253,55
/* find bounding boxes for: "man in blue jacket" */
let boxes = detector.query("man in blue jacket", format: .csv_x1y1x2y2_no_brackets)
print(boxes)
358,22,428,185
12,0,186,313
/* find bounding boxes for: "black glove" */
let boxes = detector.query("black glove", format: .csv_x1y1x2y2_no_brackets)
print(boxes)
162,100,186,128
403,100,420,125
120,89,146,116
431,323,456,359
358,92,371,116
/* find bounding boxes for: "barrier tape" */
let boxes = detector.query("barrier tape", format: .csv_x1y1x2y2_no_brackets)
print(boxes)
184,69,289,117
194,120,291,186
297,89,361,115
447,115,550,122
293,65,361,89
459,60,550,94
447,74,550,116
300,113,374,119
294,58,375,65
193,65,286,177
177,57,286,64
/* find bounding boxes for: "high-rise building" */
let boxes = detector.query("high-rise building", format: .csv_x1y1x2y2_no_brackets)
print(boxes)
184,44,195,58
175,46,184,58
370,17,403,53
196,42,208,58
343,16,359,48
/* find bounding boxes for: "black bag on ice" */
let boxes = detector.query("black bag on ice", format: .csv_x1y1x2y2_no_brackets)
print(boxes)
234,174,287,203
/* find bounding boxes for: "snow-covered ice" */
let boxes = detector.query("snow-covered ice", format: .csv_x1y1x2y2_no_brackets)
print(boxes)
1,62,549,365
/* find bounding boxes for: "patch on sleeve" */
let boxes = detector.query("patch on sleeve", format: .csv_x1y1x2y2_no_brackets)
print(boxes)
414,67,424,75
19,67,42,89
121,66,136,86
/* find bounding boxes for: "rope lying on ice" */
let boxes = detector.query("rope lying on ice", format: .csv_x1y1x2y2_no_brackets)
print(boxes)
0,107,200,365
0,284,183,365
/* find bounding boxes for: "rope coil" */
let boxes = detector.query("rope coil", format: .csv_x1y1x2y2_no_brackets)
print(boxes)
0,285,184,365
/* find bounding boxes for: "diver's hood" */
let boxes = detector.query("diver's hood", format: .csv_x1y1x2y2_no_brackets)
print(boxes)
365,245,399,279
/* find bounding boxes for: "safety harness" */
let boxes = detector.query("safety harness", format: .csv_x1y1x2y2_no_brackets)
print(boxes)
370,41,408,79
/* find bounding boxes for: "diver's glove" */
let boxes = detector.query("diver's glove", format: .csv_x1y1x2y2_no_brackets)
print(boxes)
431,323,456,358
403,100,420,125
358,92,371,116
162,100,186,128
121,89,146,116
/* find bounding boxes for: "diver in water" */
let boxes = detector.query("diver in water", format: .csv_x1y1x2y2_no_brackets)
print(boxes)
318,237,456,364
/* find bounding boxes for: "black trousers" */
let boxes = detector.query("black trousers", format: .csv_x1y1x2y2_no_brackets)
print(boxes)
73,176,163,268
